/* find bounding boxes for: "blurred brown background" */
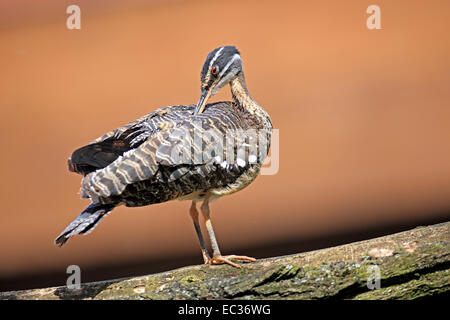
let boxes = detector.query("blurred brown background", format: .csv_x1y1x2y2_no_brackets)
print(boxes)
1,0,449,291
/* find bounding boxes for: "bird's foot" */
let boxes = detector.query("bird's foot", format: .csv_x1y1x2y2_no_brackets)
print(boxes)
208,254,256,268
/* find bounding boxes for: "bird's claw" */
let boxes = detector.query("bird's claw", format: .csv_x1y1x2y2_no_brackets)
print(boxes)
207,254,256,268
202,252,211,265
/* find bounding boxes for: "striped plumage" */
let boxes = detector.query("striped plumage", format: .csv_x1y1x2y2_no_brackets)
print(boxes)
56,46,272,268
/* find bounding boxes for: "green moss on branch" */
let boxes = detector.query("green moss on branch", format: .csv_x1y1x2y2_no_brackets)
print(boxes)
1,222,448,300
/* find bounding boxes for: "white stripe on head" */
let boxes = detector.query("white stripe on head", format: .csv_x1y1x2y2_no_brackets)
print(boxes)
219,53,241,77
209,47,225,71
212,54,242,95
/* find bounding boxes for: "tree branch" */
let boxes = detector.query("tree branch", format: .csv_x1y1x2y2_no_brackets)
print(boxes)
1,222,449,300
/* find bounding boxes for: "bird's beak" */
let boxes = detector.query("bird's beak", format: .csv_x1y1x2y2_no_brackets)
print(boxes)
194,88,212,115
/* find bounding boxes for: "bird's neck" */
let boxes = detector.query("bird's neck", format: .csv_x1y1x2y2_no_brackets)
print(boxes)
230,73,272,130
230,73,253,112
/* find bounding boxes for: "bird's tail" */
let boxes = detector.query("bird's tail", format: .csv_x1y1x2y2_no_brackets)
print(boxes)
55,202,116,247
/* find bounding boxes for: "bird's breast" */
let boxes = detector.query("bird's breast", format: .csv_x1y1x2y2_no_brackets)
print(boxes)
210,164,262,197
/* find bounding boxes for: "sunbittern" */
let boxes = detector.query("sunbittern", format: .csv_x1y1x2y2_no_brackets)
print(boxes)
55,46,273,268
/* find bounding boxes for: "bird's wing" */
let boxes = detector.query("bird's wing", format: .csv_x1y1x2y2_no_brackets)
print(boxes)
68,105,193,175
80,102,269,203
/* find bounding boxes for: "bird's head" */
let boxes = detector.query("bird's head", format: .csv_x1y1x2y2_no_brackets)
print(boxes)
195,46,243,115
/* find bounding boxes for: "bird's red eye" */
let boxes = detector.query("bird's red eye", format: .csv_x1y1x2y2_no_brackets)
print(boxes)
211,66,218,75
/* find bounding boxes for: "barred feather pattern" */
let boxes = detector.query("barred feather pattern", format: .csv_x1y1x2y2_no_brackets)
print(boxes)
78,102,272,207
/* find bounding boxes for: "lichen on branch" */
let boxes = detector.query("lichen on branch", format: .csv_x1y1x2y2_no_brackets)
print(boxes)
1,222,448,300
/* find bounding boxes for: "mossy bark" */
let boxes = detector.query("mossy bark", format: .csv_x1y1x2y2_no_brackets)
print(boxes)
1,222,448,300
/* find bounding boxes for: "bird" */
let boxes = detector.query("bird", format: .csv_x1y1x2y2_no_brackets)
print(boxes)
55,45,273,268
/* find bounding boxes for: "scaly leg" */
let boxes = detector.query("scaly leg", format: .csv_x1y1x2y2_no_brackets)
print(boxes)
200,194,256,268
189,201,210,264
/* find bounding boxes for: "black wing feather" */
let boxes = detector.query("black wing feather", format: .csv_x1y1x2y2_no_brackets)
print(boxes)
68,127,144,176
67,105,193,176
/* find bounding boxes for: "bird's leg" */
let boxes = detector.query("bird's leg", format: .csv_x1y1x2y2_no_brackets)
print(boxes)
189,201,211,264
200,195,256,268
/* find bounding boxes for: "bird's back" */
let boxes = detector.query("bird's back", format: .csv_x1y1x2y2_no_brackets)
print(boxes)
69,102,268,206
68,104,194,175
